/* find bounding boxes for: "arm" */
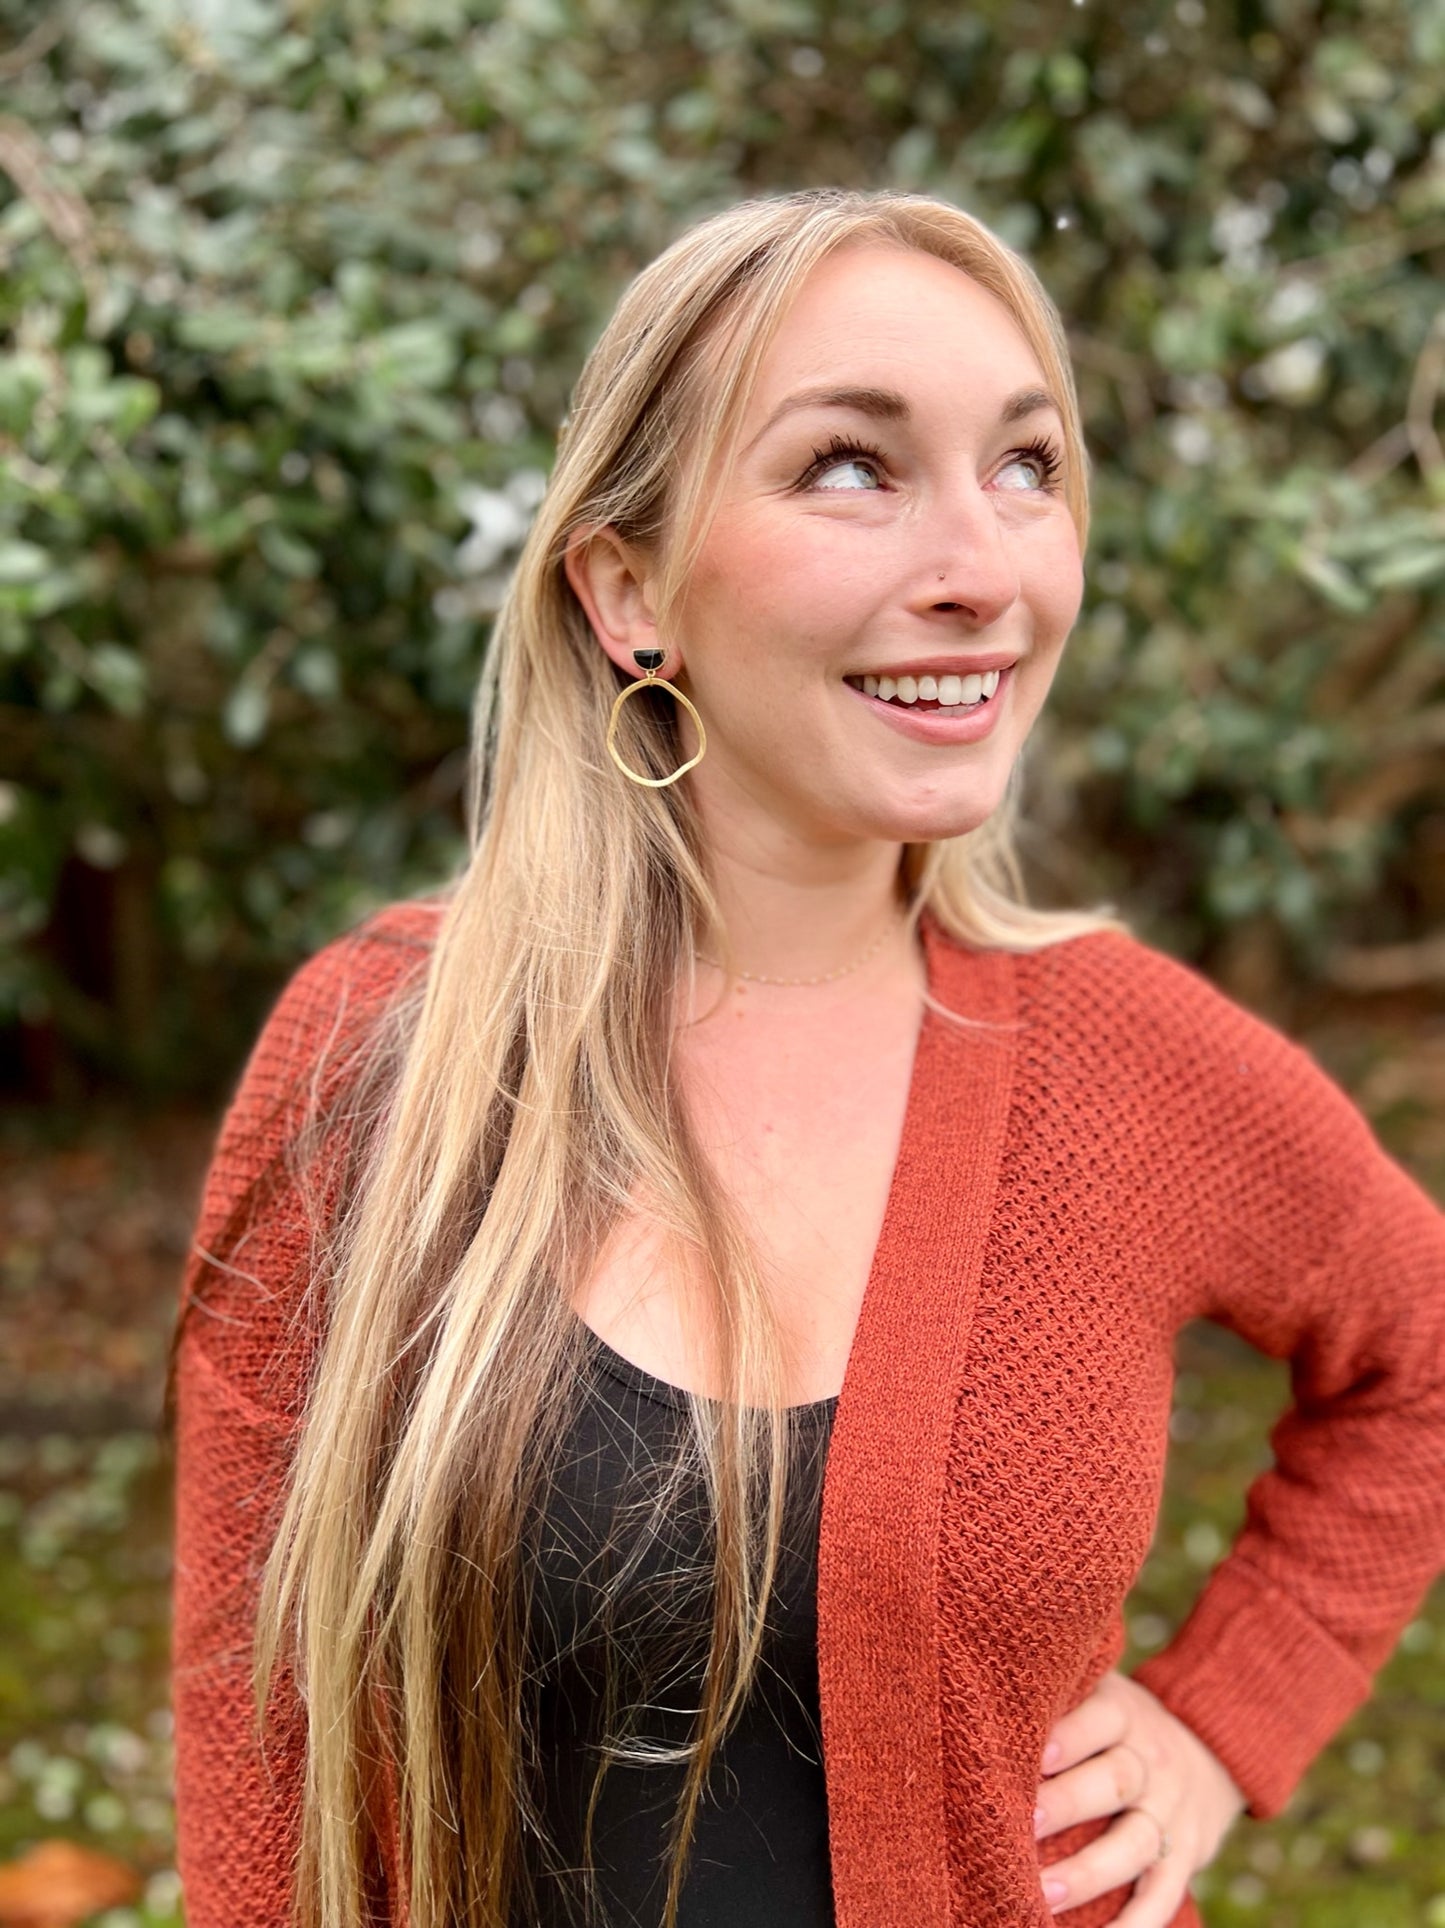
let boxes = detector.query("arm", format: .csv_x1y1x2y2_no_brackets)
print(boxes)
1132,1127,1445,1819
1049,930,1445,1823
1031,936,1444,1922
170,907,435,1924
171,1339,307,1925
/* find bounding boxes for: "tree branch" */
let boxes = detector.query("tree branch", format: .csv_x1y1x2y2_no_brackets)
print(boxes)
1325,931,1445,992
0,2,75,80
1406,308,1445,481
0,112,107,328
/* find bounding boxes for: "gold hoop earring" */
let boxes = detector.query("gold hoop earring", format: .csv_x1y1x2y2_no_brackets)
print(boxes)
606,648,707,789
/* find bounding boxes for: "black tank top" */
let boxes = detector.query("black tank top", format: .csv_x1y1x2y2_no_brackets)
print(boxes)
519,1323,838,1927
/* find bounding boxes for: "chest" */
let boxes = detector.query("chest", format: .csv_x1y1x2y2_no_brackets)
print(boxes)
571,990,923,1404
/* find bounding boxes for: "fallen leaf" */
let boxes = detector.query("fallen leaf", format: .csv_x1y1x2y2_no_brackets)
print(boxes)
0,1839,141,1927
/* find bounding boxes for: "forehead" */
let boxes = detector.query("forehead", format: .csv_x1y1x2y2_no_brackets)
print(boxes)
743,242,1046,418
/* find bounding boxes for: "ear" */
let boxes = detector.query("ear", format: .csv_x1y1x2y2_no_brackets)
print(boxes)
564,527,676,678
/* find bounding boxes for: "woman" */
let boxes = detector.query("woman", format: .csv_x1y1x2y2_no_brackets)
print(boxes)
169,188,1445,1928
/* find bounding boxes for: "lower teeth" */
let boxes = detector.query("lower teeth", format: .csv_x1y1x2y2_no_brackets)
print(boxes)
888,697,986,713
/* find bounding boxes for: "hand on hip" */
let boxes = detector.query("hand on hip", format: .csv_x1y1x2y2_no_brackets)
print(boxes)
1034,1669,1247,1922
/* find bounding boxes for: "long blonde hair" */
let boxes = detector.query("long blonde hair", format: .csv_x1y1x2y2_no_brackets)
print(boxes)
253,187,1122,1928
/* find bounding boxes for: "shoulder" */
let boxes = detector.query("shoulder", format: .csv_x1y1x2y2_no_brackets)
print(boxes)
234,894,446,1125
1015,924,1249,1025
180,896,446,1341
1004,925,1384,1197
1014,925,1323,1077
265,893,445,1037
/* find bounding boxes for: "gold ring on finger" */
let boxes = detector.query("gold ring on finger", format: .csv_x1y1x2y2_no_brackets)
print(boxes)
1131,1805,1171,1861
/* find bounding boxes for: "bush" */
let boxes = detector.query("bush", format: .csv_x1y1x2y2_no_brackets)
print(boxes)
2,0,1443,1094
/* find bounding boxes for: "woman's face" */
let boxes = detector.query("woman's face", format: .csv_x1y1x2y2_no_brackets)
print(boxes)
666,242,1084,848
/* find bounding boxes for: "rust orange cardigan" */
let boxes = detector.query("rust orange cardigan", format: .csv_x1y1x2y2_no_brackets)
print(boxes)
171,899,1445,1928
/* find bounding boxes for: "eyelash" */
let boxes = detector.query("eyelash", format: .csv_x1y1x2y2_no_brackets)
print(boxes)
797,432,1065,492
799,433,887,485
1009,435,1065,490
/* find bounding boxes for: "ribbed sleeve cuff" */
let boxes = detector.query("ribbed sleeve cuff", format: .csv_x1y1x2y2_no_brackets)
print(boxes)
1130,1556,1374,1819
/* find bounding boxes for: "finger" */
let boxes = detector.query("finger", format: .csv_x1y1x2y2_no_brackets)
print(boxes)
1040,1808,1169,1916
1035,1741,1150,1841
1107,1855,1191,1928
1041,1680,1130,1775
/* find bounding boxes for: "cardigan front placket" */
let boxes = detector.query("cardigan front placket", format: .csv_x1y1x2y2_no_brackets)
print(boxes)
817,920,1018,1928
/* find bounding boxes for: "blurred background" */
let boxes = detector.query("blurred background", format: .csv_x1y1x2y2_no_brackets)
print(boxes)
1,0,1443,1921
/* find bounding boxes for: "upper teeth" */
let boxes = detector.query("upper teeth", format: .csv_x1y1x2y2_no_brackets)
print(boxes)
856,669,1002,706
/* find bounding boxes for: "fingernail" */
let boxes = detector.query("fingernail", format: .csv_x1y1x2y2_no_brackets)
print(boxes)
1042,1878,1068,1907
1033,1805,1046,1838
1041,1742,1061,1771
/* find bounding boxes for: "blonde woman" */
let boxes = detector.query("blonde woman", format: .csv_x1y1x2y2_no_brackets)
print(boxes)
169,189,1445,1928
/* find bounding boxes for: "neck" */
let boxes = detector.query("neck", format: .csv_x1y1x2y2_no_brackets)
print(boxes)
691,831,921,996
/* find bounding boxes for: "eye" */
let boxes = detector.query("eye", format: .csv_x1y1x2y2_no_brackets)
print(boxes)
799,435,887,492
995,435,1064,493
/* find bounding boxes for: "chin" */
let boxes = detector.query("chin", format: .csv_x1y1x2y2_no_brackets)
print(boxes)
897,809,1005,847
865,776,1017,845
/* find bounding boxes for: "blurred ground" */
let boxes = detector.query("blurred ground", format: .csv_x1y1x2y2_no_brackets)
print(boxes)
0,1109,207,1927
0,1112,209,1433
0,1013,1441,1927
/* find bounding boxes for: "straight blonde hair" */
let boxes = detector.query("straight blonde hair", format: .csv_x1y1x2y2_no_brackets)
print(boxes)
252,187,1124,1928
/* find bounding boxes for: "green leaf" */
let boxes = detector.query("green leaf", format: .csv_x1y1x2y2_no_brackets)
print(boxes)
0,541,51,585
176,308,262,354
110,378,163,441
222,680,270,747
290,645,341,699
0,354,51,437
370,321,460,389
257,523,322,578
88,644,150,718
1364,545,1445,592
1292,549,1373,613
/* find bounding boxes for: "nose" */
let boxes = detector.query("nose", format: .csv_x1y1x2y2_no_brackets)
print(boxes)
911,482,1022,630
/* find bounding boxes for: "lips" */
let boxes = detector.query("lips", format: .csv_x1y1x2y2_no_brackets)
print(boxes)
842,663,1012,742
846,653,1020,681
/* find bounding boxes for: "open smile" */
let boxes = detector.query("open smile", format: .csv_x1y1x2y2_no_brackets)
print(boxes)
841,664,1013,742
844,667,1003,712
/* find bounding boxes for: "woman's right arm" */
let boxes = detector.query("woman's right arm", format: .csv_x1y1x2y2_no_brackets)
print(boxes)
170,907,436,1926
172,1330,309,1924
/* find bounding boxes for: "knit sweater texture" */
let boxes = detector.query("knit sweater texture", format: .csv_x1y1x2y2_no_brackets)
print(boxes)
171,898,1445,1928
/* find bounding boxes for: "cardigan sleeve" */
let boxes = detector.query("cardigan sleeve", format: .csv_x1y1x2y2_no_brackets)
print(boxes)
170,906,435,1926
1123,956,1445,1821
172,1335,309,1926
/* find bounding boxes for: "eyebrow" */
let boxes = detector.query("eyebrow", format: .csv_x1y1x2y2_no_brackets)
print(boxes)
745,382,1062,453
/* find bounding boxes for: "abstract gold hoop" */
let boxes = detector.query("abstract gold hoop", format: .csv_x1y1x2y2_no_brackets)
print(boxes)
605,648,707,789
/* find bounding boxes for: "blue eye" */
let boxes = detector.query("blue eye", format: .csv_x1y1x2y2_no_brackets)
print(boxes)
995,458,1041,489
815,457,882,490
996,437,1064,492
801,436,886,491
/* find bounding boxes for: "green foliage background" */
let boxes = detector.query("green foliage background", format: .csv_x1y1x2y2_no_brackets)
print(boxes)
2,0,1444,1094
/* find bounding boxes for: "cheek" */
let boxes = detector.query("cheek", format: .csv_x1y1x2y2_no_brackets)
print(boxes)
1025,528,1085,642
683,521,772,642
685,515,876,661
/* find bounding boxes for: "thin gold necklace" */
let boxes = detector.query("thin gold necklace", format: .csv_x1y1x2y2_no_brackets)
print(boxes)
695,909,907,987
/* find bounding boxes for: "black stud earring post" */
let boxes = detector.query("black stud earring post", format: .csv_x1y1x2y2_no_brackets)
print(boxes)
632,648,666,673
